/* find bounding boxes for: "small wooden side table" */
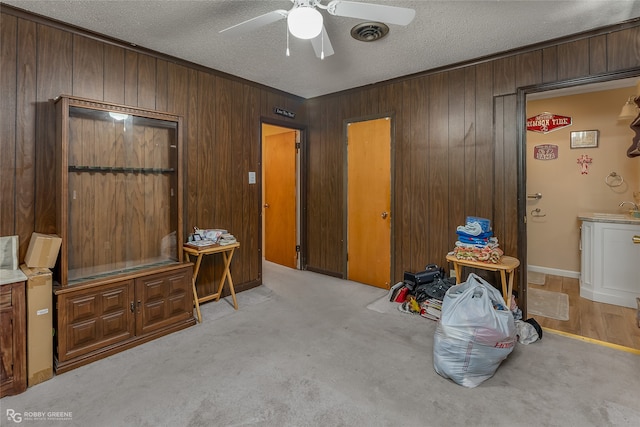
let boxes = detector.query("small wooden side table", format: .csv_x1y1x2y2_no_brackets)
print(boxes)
445,254,520,306
183,242,240,323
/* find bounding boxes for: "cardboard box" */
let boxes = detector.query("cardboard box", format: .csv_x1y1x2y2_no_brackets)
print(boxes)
20,264,53,387
24,232,61,269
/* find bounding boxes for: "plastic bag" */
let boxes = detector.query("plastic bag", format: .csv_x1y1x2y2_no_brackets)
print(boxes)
433,273,516,388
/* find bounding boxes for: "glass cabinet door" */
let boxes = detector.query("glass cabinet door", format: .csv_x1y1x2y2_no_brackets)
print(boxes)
66,106,179,283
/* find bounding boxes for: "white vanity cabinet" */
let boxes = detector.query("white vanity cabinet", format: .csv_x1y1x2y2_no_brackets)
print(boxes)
579,216,640,308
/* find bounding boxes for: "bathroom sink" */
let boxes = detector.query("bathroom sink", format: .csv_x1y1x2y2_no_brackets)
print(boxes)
592,213,629,219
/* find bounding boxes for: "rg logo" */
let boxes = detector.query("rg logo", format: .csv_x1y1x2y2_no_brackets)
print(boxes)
6,409,22,423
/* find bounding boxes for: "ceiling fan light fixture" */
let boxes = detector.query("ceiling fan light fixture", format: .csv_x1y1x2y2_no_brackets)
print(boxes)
287,7,323,39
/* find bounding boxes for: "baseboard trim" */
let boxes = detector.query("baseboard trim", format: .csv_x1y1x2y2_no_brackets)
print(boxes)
527,265,579,279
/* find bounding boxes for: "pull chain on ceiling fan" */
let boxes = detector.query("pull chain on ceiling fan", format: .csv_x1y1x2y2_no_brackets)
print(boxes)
219,0,416,59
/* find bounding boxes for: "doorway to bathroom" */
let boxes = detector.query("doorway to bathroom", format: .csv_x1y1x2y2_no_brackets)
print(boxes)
523,77,640,351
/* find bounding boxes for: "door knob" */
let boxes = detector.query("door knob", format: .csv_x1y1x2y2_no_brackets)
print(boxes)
381,211,388,219
263,203,270,208
633,235,640,244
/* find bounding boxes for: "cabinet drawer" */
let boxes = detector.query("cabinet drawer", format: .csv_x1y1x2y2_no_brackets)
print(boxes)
57,280,135,362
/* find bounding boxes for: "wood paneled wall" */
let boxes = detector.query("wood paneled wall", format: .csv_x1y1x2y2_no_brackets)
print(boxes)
2,5,639,297
0,6,306,295
305,24,640,286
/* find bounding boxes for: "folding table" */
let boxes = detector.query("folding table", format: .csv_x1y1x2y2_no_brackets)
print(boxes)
183,242,240,323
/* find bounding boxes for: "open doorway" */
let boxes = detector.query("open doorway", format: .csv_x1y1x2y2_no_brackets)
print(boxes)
262,123,302,269
523,77,640,351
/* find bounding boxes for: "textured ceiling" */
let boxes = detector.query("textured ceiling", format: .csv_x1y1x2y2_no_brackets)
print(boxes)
4,0,640,99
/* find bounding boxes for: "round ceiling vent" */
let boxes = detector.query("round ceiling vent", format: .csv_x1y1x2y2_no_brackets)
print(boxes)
350,22,389,42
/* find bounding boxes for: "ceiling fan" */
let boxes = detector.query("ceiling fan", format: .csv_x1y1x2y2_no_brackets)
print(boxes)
219,0,416,59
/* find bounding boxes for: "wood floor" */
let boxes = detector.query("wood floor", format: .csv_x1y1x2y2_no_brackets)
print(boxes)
527,274,640,350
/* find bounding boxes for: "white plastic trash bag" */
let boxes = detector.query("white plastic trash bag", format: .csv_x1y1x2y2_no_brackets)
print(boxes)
433,273,516,388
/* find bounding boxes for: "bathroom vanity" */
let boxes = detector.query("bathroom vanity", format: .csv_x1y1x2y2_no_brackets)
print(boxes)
578,213,640,308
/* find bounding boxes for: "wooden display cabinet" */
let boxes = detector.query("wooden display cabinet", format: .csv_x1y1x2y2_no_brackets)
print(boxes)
50,96,195,373
0,280,27,397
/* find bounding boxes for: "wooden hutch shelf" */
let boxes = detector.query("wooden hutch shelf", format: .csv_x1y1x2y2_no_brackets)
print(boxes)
47,95,195,373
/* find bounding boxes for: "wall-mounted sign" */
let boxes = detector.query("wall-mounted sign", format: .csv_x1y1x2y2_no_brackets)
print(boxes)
526,112,572,134
534,144,558,160
273,107,295,119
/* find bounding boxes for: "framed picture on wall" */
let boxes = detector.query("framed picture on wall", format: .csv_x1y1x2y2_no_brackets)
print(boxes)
570,130,599,148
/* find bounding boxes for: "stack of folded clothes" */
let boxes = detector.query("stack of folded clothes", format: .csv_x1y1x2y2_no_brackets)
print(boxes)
218,233,237,245
452,217,503,263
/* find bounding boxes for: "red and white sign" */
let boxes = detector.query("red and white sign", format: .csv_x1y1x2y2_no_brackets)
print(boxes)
534,144,558,160
526,112,572,134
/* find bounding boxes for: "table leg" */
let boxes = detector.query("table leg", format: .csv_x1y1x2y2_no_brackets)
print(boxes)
189,252,204,323
499,269,509,306
506,269,514,308
453,262,463,284
224,250,238,310
214,248,238,310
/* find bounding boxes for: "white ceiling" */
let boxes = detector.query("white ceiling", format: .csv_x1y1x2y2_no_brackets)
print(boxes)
4,0,640,99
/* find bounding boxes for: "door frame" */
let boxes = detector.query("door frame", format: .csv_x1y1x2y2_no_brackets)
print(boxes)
516,69,640,315
342,113,396,283
260,117,309,269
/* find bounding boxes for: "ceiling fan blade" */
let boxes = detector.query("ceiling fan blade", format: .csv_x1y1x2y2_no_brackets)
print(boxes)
327,1,415,26
219,9,288,35
310,27,335,59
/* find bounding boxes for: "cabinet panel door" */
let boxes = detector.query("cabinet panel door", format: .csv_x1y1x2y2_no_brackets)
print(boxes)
0,309,14,387
0,282,26,397
579,222,593,289
135,265,193,336
57,281,135,362
601,225,640,293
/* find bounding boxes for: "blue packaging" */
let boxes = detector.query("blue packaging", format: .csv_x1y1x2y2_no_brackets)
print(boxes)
465,216,491,232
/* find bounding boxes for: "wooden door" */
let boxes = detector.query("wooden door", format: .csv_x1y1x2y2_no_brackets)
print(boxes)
347,117,392,289
263,129,298,269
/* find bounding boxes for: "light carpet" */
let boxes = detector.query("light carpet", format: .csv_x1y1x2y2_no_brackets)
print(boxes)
199,284,273,322
365,285,402,314
527,288,570,321
4,262,640,427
